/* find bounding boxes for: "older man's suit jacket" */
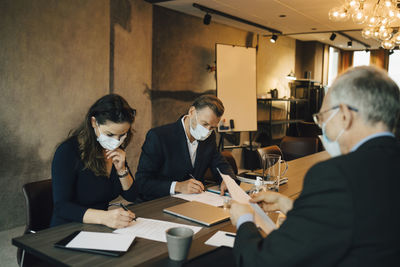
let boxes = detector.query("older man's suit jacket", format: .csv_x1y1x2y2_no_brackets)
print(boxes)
234,136,400,267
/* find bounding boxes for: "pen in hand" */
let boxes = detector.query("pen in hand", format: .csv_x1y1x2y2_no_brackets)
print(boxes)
120,203,136,221
188,173,205,192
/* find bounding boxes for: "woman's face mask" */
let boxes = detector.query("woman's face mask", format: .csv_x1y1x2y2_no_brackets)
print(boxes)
189,112,212,141
96,122,127,150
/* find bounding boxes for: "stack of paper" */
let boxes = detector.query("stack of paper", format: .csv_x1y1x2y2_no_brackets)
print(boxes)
114,218,202,242
205,231,235,248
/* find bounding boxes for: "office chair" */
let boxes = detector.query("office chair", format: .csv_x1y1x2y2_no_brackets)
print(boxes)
17,179,53,267
204,150,238,184
256,145,283,161
280,136,319,161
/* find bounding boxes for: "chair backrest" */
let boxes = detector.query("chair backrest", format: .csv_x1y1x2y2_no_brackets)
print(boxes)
256,145,284,162
22,179,53,233
220,150,238,175
280,136,319,161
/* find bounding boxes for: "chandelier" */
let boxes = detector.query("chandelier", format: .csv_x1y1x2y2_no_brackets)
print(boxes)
329,0,400,50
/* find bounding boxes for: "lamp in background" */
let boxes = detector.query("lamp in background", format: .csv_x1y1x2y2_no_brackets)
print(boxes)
203,13,211,25
270,34,278,43
286,70,296,80
330,32,337,41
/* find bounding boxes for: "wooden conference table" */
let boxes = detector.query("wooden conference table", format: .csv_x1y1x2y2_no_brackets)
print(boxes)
12,151,329,267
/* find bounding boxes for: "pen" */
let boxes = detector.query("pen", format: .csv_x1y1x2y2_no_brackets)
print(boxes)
120,203,136,221
225,233,236,238
189,173,205,192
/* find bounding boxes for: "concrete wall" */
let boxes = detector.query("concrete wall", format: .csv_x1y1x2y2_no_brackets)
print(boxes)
0,0,152,231
113,0,153,173
152,6,296,128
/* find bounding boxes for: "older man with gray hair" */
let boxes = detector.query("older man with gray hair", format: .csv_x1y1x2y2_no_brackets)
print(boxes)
230,66,400,267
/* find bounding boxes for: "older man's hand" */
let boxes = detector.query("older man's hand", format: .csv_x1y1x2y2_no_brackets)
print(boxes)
250,191,293,215
230,201,253,227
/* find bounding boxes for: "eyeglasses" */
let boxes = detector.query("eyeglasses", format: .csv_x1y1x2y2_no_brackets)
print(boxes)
313,105,358,127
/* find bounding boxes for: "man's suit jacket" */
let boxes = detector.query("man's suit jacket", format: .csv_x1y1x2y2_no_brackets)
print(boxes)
135,118,235,201
234,136,400,267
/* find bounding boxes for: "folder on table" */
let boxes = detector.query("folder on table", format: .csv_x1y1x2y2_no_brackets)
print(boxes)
163,201,230,226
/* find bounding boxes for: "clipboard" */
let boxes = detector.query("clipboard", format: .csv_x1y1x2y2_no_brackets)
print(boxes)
54,231,131,257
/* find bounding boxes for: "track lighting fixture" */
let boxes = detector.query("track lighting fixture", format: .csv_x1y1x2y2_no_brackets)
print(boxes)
203,13,211,25
347,40,353,47
330,33,337,41
270,34,278,43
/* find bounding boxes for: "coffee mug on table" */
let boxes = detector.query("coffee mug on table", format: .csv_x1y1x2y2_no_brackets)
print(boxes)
166,227,194,261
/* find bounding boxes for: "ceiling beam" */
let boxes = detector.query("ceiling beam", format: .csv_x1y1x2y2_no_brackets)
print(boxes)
192,3,282,34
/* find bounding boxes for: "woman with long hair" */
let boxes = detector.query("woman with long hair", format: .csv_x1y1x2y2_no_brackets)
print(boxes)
51,94,137,228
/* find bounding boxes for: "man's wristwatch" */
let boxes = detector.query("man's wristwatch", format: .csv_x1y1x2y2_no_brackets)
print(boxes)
118,168,129,178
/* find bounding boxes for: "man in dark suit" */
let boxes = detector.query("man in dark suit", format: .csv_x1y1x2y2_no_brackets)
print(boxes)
230,66,400,266
135,95,235,201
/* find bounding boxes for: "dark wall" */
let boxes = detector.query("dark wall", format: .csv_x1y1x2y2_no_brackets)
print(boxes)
0,0,152,231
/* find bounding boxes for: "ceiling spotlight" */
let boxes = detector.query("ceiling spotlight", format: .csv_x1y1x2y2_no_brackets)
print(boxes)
203,13,211,25
347,40,353,47
330,33,337,41
270,34,278,43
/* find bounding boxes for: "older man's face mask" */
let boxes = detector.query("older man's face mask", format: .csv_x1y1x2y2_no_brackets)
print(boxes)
320,108,344,157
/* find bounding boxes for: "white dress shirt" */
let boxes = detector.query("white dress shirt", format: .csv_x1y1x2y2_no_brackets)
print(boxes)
169,116,198,194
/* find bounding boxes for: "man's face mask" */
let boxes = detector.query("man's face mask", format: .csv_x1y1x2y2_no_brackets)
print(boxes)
189,111,212,141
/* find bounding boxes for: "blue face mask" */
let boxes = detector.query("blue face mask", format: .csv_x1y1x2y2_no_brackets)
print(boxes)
321,109,344,157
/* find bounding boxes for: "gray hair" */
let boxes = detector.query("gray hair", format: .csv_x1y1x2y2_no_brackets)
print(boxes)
329,66,400,132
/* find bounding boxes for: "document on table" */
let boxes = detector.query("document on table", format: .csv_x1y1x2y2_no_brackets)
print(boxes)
205,231,235,248
217,169,277,234
173,191,225,207
113,218,202,242
66,231,135,252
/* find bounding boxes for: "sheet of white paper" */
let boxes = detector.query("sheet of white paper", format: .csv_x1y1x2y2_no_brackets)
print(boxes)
217,169,277,234
205,231,235,248
66,231,135,252
113,218,202,242
173,191,225,207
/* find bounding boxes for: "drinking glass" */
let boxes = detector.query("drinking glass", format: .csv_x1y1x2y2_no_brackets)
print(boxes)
260,154,288,192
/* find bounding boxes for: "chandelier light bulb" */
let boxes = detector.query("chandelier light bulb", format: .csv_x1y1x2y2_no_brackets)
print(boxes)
367,16,380,27
379,28,393,40
352,9,367,24
362,27,374,39
347,0,360,10
384,0,393,8
329,6,343,21
381,39,395,50
393,32,400,45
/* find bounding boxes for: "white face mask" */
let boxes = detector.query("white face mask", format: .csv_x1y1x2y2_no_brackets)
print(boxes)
320,109,344,157
189,112,212,141
96,122,127,150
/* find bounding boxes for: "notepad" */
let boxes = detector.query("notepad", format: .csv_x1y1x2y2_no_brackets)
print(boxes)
54,231,135,256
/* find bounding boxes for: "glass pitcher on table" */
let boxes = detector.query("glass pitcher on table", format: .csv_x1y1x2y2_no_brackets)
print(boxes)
260,154,288,192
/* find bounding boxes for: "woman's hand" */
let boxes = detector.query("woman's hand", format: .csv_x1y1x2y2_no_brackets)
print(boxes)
101,208,136,229
106,148,126,174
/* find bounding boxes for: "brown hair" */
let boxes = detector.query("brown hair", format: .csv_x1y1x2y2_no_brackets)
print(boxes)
68,94,136,176
192,95,224,117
